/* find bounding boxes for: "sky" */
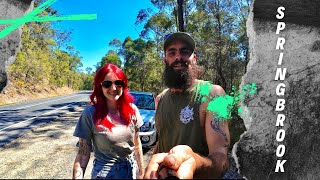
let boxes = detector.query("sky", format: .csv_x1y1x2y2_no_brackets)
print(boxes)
51,0,157,72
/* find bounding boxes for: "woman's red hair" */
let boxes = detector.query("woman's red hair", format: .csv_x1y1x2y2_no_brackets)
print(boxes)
90,63,135,131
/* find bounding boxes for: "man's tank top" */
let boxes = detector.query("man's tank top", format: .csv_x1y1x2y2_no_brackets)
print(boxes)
155,80,209,156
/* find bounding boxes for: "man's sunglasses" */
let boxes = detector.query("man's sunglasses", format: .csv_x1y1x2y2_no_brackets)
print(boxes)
101,80,124,88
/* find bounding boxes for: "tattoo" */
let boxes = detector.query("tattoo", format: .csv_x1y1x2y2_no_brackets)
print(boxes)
135,151,142,174
211,117,227,142
78,139,90,155
134,130,143,176
135,126,139,135
73,169,83,178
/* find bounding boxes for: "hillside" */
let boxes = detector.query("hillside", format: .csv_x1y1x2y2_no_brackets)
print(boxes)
0,82,75,106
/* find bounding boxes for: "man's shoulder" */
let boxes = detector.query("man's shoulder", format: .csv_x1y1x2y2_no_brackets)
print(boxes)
155,88,169,109
195,79,225,96
156,88,169,99
211,84,225,96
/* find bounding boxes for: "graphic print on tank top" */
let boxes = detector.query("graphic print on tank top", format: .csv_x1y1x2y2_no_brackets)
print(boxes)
179,105,194,124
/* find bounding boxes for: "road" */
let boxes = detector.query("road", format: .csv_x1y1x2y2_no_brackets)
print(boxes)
0,91,91,147
0,91,154,178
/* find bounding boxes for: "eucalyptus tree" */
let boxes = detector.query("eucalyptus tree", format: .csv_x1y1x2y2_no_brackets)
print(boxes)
51,49,71,87
120,37,162,93
8,21,55,87
182,0,252,92
8,0,86,90
99,50,121,68
64,46,83,89
135,0,178,54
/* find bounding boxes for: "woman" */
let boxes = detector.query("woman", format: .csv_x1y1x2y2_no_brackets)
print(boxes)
72,64,144,179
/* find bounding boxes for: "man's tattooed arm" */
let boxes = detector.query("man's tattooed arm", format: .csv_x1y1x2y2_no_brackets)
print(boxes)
193,110,230,178
210,117,228,143
72,138,91,179
193,85,230,178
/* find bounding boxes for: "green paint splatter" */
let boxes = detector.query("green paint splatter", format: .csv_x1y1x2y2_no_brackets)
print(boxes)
0,0,97,40
195,81,212,102
195,82,257,122
238,83,257,101
207,95,234,120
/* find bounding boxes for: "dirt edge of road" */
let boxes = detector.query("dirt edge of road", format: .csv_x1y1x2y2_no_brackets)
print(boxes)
0,103,88,179
0,85,75,106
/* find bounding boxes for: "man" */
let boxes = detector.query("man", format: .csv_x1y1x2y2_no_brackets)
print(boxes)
144,32,231,179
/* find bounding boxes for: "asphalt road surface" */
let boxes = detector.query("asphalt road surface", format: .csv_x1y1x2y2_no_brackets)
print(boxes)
0,91,91,147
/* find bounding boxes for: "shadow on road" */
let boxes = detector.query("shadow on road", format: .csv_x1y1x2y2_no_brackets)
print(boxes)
0,101,88,149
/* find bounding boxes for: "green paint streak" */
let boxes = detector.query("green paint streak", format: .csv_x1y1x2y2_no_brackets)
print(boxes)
0,0,57,39
195,82,257,122
31,14,97,22
195,81,212,102
207,95,234,120
0,0,97,39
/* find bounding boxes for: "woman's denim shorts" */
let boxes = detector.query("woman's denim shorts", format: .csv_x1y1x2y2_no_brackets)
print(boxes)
91,156,137,179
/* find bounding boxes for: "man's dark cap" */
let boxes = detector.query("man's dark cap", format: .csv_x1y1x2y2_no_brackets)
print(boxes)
163,32,196,52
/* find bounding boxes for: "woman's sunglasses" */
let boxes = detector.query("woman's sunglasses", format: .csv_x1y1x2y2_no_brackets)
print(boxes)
101,80,124,88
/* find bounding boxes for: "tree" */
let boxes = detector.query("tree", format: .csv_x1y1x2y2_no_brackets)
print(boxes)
9,21,54,88
100,50,121,68
177,0,185,31
8,0,87,91
102,36,164,94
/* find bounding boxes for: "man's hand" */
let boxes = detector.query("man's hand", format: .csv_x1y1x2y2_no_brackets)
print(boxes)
144,145,196,179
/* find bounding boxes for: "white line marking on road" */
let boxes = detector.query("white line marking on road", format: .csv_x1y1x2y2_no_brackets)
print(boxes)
16,94,81,110
0,99,87,132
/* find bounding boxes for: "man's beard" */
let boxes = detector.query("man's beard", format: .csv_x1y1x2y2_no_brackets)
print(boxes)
163,60,196,90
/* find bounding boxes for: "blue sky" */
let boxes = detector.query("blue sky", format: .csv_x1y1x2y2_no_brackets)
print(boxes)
51,0,156,72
